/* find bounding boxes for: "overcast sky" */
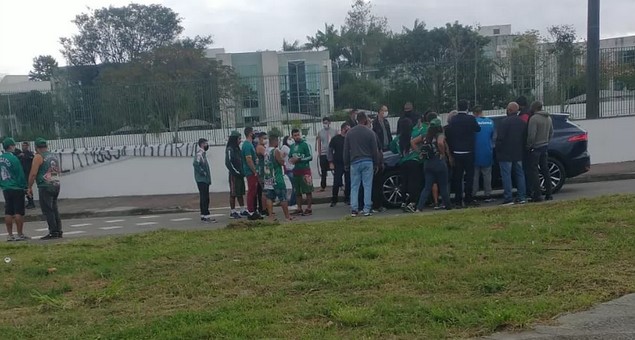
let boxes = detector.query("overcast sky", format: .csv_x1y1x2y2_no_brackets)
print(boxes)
1,0,634,75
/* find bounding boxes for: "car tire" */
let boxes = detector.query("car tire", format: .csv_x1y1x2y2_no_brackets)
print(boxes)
540,158,566,194
381,170,404,208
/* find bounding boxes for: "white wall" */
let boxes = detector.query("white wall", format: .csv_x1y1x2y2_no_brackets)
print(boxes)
577,116,635,164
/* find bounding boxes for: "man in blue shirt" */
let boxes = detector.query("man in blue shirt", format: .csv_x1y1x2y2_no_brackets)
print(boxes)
472,106,495,201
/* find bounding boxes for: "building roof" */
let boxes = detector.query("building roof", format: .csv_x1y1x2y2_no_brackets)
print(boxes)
0,75,51,94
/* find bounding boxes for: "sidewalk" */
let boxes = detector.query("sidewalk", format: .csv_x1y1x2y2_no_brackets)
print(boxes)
8,161,635,222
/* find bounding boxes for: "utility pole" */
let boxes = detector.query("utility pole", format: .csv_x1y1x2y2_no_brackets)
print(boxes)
586,0,600,119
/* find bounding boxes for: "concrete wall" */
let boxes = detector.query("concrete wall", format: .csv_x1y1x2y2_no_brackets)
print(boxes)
577,116,635,164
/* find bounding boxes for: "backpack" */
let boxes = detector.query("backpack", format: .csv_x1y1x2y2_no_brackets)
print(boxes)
420,137,440,160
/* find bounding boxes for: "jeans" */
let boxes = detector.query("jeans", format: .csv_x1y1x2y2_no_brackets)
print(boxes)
319,155,330,189
246,175,259,213
452,152,475,204
350,160,374,213
286,172,297,206
499,161,526,202
39,187,62,235
472,166,493,197
417,158,451,211
332,162,350,203
527,146,552,199
401,160,423,205
196,182,210,216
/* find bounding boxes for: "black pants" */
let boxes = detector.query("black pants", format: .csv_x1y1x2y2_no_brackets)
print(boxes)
320,155,330,189
417,158,452,210
256,181,264,212
523,150,533,197
527,147,552,199
401,160,423,205
332,162,350,203
197,182,210,216
452,152,475,204
39,187,62,235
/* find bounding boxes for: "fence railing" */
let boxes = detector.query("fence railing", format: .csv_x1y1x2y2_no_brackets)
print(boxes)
1,46,634,148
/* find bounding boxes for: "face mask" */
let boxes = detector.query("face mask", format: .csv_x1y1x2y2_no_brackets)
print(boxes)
384,112,389,118
203,145,209,151
254,137,259,144
263,139,269,146
288,139,295,146
323,123,329,129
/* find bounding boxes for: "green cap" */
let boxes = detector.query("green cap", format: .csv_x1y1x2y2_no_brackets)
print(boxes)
230,130,241,137
429,118,442,128
35,137,47,148
2,137,15,150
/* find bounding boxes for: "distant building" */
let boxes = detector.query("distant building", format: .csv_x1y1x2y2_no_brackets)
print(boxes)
0,75,52,137
206,48,334,127
0,75,51,94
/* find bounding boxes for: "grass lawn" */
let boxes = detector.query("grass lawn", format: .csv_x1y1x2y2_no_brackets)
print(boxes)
2,195,635,339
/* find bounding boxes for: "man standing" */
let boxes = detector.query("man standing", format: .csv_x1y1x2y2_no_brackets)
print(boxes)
263,133,293,222
526,101,554,202
289,129,314,216
496,102,527,205
472,106,495,202
225,131,247,219
372,105,393,152
316,117,337,192
346,109,358,128
193,138,215,223
445,100,481,208
328,123,350,207
17,142,35,209
27,138,62,240
1,138,29,241
517,96,531,123
255,132,268,216
397,102,417,137
344,112,380,217
241,127,262,220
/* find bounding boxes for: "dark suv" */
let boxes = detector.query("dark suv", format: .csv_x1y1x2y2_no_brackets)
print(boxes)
380,113,591,208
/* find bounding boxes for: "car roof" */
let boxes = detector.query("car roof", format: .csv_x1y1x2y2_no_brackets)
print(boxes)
486,113,570,119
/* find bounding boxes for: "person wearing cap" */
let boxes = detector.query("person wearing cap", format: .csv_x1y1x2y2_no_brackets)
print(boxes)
1,138,29,241
193,138,215,223
416,118,453,211
263,132,293,222
225,130,247,219
27,138,63,240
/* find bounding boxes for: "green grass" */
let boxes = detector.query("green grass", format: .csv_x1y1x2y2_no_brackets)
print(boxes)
2,195,635,339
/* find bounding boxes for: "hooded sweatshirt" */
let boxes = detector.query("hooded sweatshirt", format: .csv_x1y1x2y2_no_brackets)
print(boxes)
526,111,554,149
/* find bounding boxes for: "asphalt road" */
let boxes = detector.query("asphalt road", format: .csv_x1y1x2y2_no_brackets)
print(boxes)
4,179,635,242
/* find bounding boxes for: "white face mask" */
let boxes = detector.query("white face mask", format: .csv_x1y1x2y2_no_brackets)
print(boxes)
383,112,389,118
323,123,329,129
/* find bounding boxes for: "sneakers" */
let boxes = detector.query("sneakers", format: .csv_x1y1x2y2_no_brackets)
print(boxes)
6,235,15,242
15,234,30,241
240,210,250,217
362,211,373,217
517,200,527,205
483,196,495,203
201,216,217,223
41,233,62,240
230,212,241,219
545,195,554,201
501,200,515,206
330,201,337,208
351,211,359,217
303,209,312,216
248,212,264,221
406,203,417,213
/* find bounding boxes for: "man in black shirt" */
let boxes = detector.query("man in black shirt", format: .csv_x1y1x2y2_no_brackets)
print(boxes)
445,100,481,207
15,142,36,209
346,109,358,129
328,123,350,206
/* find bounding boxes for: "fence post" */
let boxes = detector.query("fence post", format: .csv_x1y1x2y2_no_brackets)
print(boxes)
586,0,601,119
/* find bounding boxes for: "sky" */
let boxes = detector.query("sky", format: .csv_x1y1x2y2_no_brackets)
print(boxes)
1,0,634,75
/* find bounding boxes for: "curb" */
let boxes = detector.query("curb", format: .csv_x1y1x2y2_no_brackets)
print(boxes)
21,173,635,222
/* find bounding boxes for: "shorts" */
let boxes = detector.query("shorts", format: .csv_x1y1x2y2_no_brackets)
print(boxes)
3,189,26,216
266,188,287,202
229,174,246,197
293,169,314,195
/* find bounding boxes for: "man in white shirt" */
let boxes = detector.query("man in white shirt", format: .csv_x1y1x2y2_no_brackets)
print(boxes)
316,117,338,192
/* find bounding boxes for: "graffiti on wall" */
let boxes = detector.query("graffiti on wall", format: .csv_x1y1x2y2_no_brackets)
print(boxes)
52,143,199,172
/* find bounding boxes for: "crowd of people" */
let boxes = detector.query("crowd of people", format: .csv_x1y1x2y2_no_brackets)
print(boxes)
192,96,554,222
1,138,63,241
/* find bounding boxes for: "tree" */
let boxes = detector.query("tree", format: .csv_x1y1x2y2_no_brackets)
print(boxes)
282,39,304,52
546,25,583,110
29,55,58,81
340,0,390,68
306,24,345,62
60,4,184,65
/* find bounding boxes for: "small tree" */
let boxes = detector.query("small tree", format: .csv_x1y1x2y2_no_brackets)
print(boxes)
29,55,58,81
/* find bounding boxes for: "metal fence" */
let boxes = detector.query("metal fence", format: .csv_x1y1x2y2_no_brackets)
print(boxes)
1,46,634,148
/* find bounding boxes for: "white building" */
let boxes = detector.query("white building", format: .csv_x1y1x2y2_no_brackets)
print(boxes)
205,49,334,127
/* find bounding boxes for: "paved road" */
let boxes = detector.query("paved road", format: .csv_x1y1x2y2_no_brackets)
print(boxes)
4,179,635,241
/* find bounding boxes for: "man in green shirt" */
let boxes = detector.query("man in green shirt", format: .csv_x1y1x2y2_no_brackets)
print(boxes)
241,127,263,220
289,128,314,216
263,133,292,221
27,138,62,240
1,138,29,241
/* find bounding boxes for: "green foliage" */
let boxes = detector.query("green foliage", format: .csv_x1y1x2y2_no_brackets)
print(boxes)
28,55,58,81
336,71,383,110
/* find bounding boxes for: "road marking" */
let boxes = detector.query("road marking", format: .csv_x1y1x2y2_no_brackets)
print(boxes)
170,218,192,222
99,226,123,230
70,223,92,228
136,222,158,226
209,214,224,218
35,228,48,232
106,219,125,223
64,231,86,235
0,233,6,236
139,215,159,219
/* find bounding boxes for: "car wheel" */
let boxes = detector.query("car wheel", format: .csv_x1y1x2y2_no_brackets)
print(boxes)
382,170,404,208
540,158,566,194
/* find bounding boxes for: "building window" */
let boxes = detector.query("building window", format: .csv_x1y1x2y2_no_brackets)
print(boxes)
493,28,500,35
288,61,307,114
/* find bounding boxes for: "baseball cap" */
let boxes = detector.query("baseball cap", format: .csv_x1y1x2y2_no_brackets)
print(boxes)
2,137,15,150
230,130,241,137
35,137,47,148
429,118,442,128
